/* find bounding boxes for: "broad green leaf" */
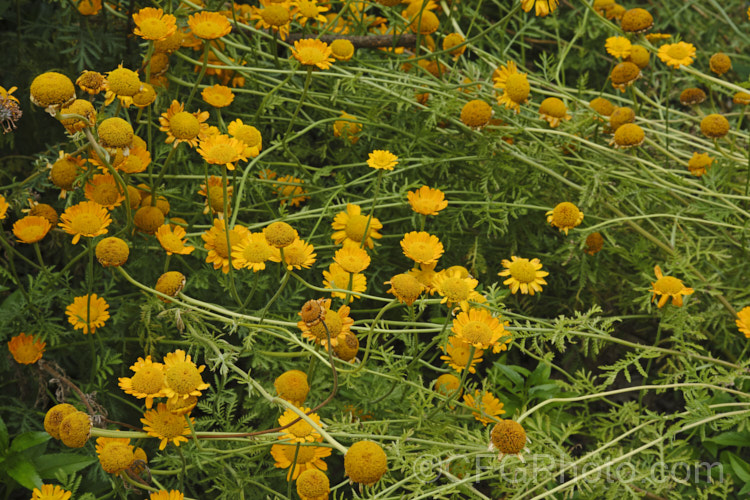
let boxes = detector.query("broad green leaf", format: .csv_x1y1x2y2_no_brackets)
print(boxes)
528,362,551,387
10,432,50,453
725,451,750,483
495,364,525,387
34,453,98,477
5,455,43,490
704,432,750,448
0,416,8,451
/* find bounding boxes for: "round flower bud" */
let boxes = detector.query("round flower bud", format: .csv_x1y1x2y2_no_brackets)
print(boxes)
608,106,635,131
612,123,645,148
589,97,615,118
264,221,298,248
154,271,186,301
709,52,731,76
30,72,75,109
700,114,730,139
126,186,142,210
296,469,330,499
626,45,650,69
107,66,141,97
96,237,130,267
274,370,310,406
330,39,355,61
44,403,77,440
679,88,706,106
333,331,359,362
386,273,424,306
59,411,91,448
490,419,526,455
50,157,80,191
345,440,388,485
620,8,653,33
410,10,439,35
433,373,461,397
460,100,492,129
29,203,58,225
140,195,170,216
134,205,165,234
98,117,134,149
585,232,604,255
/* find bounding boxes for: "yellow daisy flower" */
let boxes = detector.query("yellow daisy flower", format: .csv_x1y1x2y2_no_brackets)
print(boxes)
141,403,193,450
463,389,505,426
231,232,281,272
252,2,292,40
292,39,334,69
736,306,750,338
58,201,112,244
201,84,235,108
649,265,694,308
520,0,558,16
158,100,209,148
545,202,584,235
277,407,322,443
31,485,72,500
440,336,483,374
0,194,9,220
322,263,367,302
95,437,134,474
493,60,530,113
297,298,353,348
149,491,184,500
13,215,52,244
452,308,510,351
162,349,210,402
7,332,46,365
66,294,110,334
657,41,696,69
280,238,317,270
384,273,424,306
367,150,398,170
605,36,631,59
155,224,195,255
434,268,483,311
133,7,177,41
408,262,440,295
333,244,371,274
198,175,233,218
118,356,166,409
187,11,232,40
227,119,262,158
84,174,125,210
271,440,332,480
538,97,571,128
273,175,308,207
197,134,248,170
332,112,361,144
498,256,549,295
687,152,713,177
201,219,251,274
331,204,383,249
400,231,444,266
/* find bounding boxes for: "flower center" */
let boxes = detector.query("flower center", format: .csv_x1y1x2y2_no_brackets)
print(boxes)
242,240,272,263
667,45,689,59
17,225,46,241
165,361,202,395
449,343,472,365
508,261,537,283
16,344,40,362
207,144,238,164
282,444,315,462
234,126,261,147
505,74,530,102
344,214,369,242
170,112,200,139
141,18,169,38
408,242,435,263
92,184,120,206
310,312,343,340
108,69,141,96
262,4,290,26
298,47,325,64
298,1,319,17
288,419,314,438
461,321,492,345
131,366,164,394
552,203,580,227
442,277,470,302
71,213,103,235
654,276,684,295
213,230,243,258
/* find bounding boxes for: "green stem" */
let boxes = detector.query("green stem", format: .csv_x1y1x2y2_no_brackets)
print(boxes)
86,237,96,385
283,66,313,144
259,271,290,322
428,345,474,420
151,144,179,202
665,68,673,167
221,166,243,307
186,42,212,108
360,169,384,251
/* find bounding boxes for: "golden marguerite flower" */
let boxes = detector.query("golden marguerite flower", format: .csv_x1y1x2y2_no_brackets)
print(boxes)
333,112,361,144
252,2,292,39
440,336,483,374
330,38,354,61
0,194,8,220
657,42,696,69
271,440,332,480
31,484,72,500
292,39,334,70
197,134,248,170
408,262,439,295
58,201,112,244
104,65,142,106
264,221,298,248
452,308,510,351
13,215,52,244
322,263,367,302
434,373,461,397
367,149,398,170
460,100,493,129
498,256,549,295
198,175,233,218
275,370,310,406
60,99,96,133
700,114,730,139
649,265,694,308
546,201,584,235
158,100,209,148
141,403,193,450
538,97,571,128
493,60,529,113
280,238,317,270
331,204,383,249
118,356,166,409
201,218,251,273
434,268,482,311
621,7,653,33
227,118,262,158
231,232,280,271
202,84,235,108
7,332,46,364
687,152,713,177
400,231,444,266
490,419,527,459
273,175,308,207
463,389,505,426
278,407,322,443
84,174,125,210
344,440,387,486
736,306,750,338
77,70,106,95
297,298,353,348
155,224,195,255
162,349,210,402
385,273,424,306
679,87,706,106
133,7,177,41
611,123,645,149
585,232,604,255
66,294,110,334
443,32,466,60
520,0,558,17
187,11,232,40
30,72,75,111
605,36,631,59
296,469,330,500
610,61,641,92
95,437,134,474
334,244,370,274
150,491,184,500
294,0,329,26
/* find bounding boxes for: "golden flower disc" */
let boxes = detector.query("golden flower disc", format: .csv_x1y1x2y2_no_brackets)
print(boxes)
275,370,309,405
504,73,530,103
108,67,141,97
333,331,359,361
59,411,91,448
679,88,706,106
30,72,75,108
460,100,492,128
296,469,330,499
620,7,653,33
490,420,526,455
50,157,80,190
700,114,730,138
262,4,290,25
97,439,135,474
434,373,461,396
169,112,200,139
165,361,203,396
31,203,60,224
134,205,165,234
44,404,77,439
589,97,614,117
609,106,635,131
508,260,537,283
345,440,387,485
331,39,354,60
612,123,644,148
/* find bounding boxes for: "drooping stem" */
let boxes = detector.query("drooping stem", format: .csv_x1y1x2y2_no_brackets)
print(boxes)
283,66,313,144
186,42,211,108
